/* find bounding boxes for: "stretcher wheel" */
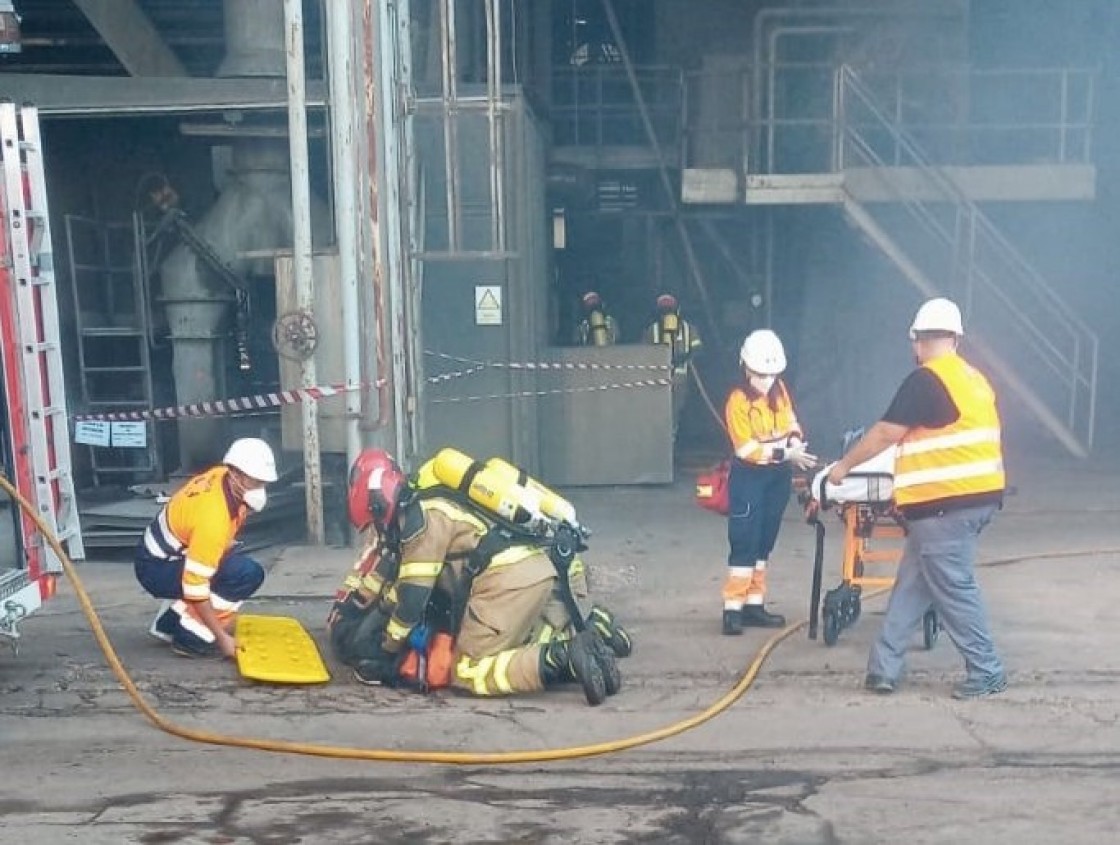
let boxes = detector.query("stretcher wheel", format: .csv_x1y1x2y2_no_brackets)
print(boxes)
822,609,841,646
844,594,861,626
923,609,940,650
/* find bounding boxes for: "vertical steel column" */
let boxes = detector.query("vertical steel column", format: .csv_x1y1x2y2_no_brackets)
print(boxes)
326,0,363,469
282,0,323,544
439,0,462,252
484,0,507,253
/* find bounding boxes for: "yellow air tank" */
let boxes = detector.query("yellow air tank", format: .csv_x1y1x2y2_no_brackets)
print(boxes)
483,456,579,528
659,311,679,337
429,447,541,529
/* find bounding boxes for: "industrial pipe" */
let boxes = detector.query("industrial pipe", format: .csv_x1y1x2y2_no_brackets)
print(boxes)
282,0,324,544
325,0,363,468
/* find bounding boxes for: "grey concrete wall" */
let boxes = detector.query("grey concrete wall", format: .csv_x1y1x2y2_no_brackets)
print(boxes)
538,344,674,486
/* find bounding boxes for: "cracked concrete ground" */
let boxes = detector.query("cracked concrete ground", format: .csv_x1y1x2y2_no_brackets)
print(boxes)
2,450,1120,843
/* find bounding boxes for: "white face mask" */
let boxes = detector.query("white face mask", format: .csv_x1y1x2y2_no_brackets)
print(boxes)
242,487,268,512
749,375,776,394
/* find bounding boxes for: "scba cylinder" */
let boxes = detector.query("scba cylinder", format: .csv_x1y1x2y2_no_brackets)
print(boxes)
427,447,580,532
659,312,679,337
588,309,609,346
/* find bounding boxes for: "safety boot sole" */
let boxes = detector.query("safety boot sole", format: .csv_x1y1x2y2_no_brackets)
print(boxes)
569,630,608,706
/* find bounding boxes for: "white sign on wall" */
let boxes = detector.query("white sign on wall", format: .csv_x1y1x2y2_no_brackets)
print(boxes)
474,285,503,326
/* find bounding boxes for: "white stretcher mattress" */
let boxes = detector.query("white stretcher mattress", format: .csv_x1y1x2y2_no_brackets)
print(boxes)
811,449,895,505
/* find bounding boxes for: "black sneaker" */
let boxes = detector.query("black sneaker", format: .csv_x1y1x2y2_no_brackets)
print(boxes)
352,659,392,687
148,601,178,644
864,673,897,694
951,673,1007,700
171,636,218,659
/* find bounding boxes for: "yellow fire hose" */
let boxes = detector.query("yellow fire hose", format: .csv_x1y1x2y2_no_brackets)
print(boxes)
2,472,1117,764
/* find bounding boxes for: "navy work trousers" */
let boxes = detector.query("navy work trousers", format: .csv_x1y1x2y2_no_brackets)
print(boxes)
134,545,265,603
726,460,792,566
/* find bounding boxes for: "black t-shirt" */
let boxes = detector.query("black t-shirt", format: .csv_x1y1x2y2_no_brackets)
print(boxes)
881,367,1002,519
882,368,959,429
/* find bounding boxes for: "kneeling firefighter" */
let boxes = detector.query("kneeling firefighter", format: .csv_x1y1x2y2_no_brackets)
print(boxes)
326,448,633,706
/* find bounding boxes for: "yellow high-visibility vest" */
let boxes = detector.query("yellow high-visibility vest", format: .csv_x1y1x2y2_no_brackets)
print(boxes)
894,352,1005,507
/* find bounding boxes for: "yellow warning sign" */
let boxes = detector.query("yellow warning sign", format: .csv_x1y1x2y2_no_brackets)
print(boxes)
475,285,503,325
236,614,331,685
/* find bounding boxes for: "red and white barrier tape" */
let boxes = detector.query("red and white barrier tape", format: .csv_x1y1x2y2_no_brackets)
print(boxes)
430,378,673,404
73,382,381,422
72,350,675,422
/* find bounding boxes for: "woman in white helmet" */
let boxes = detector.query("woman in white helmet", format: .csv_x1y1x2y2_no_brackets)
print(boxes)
721,329,817,635
134,437,278,659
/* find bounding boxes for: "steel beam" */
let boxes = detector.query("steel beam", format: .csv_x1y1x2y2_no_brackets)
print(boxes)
71,0,187,77
0,74,327,116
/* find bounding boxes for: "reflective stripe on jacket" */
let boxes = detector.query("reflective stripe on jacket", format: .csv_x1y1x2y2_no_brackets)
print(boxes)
893,352,1005,508
724,380,802,465
142,465,246,601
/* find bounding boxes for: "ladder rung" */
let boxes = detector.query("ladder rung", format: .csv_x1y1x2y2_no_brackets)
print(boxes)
25,341,59,353
82,366,148,373
84,400,152,408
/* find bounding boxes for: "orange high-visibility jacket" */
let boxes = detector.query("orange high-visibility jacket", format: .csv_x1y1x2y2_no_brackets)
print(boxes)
724,380,802,465
142,465,246,601
893,352,1005,508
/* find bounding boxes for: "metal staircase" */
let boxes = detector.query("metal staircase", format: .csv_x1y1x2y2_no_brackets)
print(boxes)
833,65,1098,457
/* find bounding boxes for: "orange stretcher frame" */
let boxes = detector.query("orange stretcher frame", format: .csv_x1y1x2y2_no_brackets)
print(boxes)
800,473,939,647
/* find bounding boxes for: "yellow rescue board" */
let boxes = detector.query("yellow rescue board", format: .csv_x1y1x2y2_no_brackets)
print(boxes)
235,614,331,685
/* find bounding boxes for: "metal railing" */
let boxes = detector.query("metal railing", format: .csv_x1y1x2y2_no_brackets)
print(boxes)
835,65,1098,452
681,62,1096,175
551,65,684,153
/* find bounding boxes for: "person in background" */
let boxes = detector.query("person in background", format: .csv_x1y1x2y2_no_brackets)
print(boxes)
575,290,620,346
643,293,702,433
136,438,278,659
828,297,1006,699
721,329,816,635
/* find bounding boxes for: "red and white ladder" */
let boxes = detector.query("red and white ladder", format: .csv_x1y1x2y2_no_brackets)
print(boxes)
0,101,83,647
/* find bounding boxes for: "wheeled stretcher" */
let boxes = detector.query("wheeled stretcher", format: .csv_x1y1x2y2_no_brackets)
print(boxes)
800,449,940,648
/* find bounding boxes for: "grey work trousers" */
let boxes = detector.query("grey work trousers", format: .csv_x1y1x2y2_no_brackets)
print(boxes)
867,504,1003,683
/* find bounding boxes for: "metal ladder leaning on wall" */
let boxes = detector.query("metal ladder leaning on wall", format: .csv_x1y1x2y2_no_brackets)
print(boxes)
65,212,159,485
0,101,85,571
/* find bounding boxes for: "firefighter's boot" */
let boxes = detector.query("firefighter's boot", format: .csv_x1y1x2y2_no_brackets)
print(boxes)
541,632,607,706
740,605,786,628
585,628,622,696
588,605,633,657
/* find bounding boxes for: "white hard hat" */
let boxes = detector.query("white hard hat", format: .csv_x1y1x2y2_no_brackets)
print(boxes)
740,329,787,375
223,437,278,483
910,297,964,338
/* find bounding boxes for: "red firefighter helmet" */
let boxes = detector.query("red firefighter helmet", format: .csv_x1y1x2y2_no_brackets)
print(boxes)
347,448,409,532
656,293,678,313
581,290,603,312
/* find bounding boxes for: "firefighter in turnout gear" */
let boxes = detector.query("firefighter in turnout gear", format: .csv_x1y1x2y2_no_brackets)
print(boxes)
575,290,620,346
644,293,702,432
135,438,277,658
327,448,632,705
721,330,817,635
